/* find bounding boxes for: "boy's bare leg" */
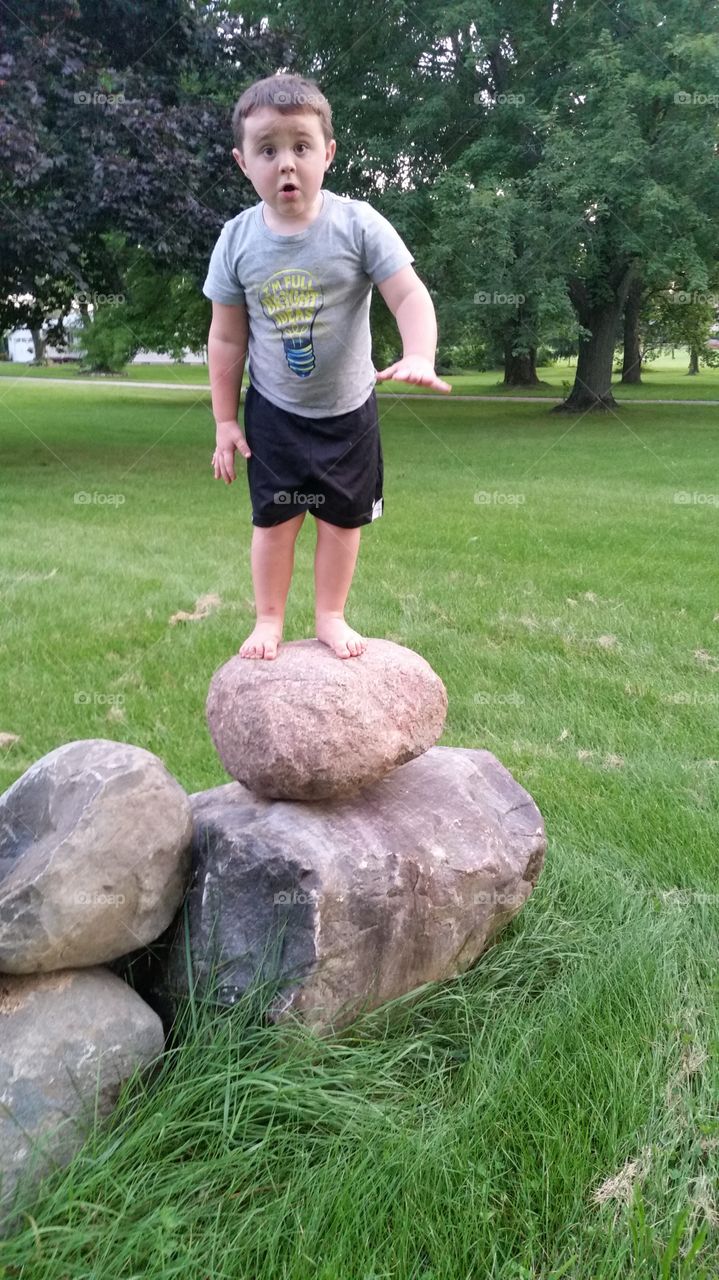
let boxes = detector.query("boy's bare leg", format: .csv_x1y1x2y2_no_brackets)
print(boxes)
314,517,368,659
240,512,305,659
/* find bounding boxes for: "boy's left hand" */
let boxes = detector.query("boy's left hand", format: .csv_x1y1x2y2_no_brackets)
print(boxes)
374,355,451,393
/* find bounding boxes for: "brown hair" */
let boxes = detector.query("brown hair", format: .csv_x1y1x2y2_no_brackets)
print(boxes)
232,74,334,151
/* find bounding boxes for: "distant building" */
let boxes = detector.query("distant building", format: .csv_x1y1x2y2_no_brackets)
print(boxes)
6,328,36,362
4,315,84,363
130,349,206,364
4,315,206,364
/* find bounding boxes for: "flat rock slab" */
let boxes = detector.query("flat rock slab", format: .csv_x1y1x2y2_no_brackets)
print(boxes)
121,746,546,1035
206,638,447,800
0,967,163,1236
0,739,193,973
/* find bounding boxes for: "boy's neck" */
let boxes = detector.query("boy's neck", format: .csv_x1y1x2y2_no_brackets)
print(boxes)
261,189,325,235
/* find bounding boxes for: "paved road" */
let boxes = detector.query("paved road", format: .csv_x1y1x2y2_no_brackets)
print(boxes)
2,375,718,406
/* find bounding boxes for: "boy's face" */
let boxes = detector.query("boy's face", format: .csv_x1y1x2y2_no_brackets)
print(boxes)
233,108,336,221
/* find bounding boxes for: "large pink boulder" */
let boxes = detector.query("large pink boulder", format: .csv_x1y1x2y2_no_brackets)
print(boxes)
206,638,447,800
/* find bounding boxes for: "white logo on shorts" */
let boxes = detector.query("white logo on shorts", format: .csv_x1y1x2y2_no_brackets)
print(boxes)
371,498,384,521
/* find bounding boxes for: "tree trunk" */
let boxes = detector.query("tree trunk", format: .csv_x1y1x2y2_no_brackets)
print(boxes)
621,279,643,383
688,346,700,375
553,302,622,412
30,327,46,363
503,343,541,386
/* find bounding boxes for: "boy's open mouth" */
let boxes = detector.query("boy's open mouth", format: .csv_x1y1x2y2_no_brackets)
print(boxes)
280,183,298,193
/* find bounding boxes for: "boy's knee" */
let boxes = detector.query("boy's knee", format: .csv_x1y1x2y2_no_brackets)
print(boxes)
255,513,306,537
315,517,362,539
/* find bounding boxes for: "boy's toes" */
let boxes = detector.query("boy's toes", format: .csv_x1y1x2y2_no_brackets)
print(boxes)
239,623,282,659
338,630,364,658
316,615,366,659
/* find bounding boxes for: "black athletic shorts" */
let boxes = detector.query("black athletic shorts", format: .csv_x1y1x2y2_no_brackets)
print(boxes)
242,384,384,528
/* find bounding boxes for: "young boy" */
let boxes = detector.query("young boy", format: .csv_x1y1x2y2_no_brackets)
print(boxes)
202,73,450,660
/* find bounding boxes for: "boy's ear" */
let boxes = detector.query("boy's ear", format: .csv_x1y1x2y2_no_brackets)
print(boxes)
232,147,247,175
325,139,337,169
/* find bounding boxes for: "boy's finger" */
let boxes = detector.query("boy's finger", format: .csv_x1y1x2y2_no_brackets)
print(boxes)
418,373,451,391
218,450,234,484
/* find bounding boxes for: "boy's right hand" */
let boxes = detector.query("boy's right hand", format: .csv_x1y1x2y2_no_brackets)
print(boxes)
212,420,251,484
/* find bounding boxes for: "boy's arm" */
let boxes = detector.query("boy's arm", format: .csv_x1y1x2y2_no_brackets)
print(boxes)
208,300,251,484
374,266,451,393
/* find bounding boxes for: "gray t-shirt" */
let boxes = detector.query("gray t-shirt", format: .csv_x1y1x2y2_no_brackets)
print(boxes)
202,189,414,417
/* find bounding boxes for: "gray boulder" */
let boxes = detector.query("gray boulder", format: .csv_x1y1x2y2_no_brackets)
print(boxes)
0,967,163,1236
205,638,448,800
125,746,546,1035
0,739,193,973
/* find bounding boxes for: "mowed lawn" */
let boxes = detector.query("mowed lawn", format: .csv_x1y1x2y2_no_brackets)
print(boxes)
2,348,719,401
0,382,717,1278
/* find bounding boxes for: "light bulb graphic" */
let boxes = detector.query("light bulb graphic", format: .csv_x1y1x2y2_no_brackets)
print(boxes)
259,269,324,377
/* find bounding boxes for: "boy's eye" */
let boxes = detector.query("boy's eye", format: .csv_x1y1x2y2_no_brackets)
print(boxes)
295,143,308,153
262,147,275,157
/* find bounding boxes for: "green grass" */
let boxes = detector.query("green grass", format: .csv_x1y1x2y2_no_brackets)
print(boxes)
0,360,207,382
0,383,718,1278
2,347,719,401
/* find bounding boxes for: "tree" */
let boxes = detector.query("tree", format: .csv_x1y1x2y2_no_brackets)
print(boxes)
418,166,575,383
533,7,719,411
247,0,719,400
640,284,719,373
0,0,265,359
620,276,646,384
5,0,719,388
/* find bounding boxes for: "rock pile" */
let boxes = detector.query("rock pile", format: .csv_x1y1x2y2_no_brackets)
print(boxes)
0,638,547,1235
127,639,545,1033
129,745,546,1035
0,738,193,972
205,638,448,800
0,739,192,1234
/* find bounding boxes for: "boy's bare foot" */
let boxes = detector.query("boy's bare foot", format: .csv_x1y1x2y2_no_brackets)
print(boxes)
316,612,367,659
239,619,283,659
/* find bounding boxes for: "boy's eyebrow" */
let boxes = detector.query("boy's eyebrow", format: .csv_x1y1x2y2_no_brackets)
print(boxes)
252,127,316,145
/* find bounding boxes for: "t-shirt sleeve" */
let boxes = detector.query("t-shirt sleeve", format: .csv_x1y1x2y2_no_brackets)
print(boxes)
360,205,415,284
202,222,246,306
